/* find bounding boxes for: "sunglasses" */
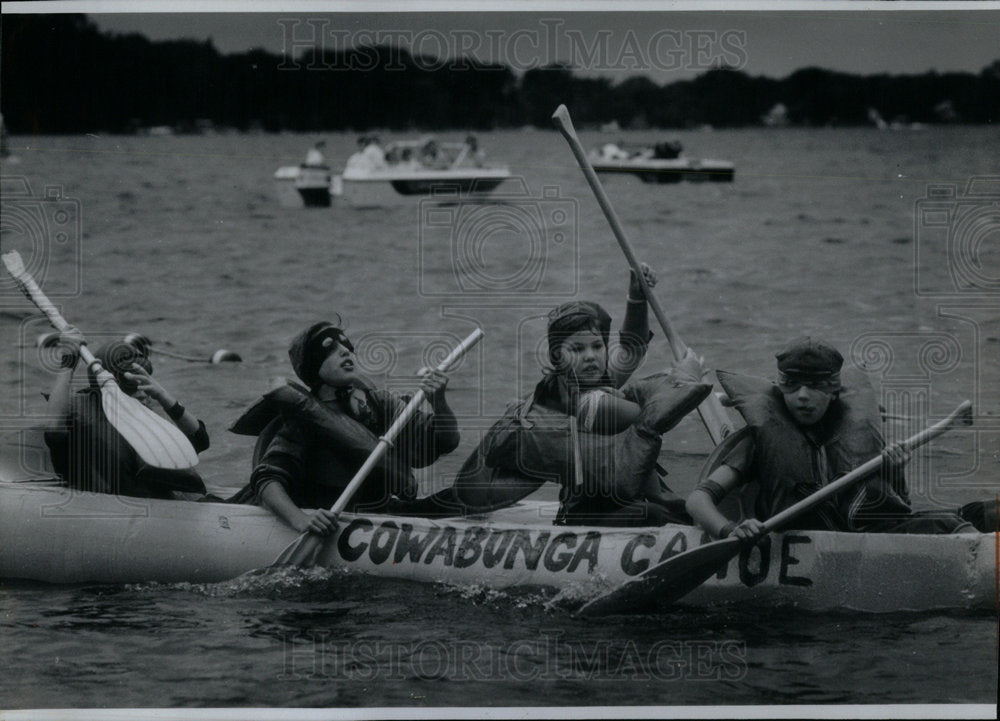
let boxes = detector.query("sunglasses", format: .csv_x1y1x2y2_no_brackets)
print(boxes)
318,328,354,354
777,372,840,394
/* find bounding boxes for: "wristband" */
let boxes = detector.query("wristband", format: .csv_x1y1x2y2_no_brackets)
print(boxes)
718,521,738,539
166,401,185,421
626,294,645,304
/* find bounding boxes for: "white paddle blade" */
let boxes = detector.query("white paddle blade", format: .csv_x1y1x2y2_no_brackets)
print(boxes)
101,385,199,469
4,249,199,470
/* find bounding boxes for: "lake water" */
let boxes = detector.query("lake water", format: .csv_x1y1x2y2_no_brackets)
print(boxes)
1,127,998,712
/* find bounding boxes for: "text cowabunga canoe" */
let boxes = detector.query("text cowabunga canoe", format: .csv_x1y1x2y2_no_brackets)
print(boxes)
0,484,994,613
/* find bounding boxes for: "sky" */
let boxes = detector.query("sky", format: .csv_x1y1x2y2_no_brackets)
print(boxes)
7,4,998,84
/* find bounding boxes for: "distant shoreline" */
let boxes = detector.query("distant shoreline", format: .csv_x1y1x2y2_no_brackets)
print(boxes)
2,16,998,135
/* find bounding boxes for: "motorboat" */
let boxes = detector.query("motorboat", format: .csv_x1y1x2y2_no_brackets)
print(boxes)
339,137,511,207
274,136,511,208
589,140,735,183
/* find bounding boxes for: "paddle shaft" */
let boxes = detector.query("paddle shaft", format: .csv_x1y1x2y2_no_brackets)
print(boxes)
551,105,733,445
763,399,973,533
2,250,199,469
328,327,484,514
3,254,116,385
574,399,974,616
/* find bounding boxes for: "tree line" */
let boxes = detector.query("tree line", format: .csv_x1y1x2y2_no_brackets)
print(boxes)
2,14,997,134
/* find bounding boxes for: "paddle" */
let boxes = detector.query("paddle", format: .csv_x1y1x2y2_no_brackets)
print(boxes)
576,400,974,616
273,327,484,567
551,104,734,446
2,250,199,470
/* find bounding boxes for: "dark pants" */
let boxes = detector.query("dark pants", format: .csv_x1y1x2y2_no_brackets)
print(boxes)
872,512,972,534
861,506,990,534
957,500,999,533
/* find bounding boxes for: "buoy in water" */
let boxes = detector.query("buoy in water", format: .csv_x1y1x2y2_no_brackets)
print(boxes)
122,333,241,363
38,332,240,363
210,349,242,364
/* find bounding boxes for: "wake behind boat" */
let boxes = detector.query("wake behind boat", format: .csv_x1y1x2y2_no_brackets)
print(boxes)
0,482,992,614
589,140,735,183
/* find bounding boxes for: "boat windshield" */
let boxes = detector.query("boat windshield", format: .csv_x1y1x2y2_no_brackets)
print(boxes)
383,138,485,169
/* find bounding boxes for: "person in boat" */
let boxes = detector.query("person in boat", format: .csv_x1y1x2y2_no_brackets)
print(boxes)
43,329,210,499
686,336,979,541
361,135,385,166
652,140,683,160
303,140,327,168
463,135,485,167
344,136,387,173
599,142,629,160
420,139,444,168
232,318,460,536
452,266,714,527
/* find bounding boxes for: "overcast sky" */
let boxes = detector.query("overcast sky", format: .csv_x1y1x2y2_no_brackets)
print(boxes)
54,8,1000,83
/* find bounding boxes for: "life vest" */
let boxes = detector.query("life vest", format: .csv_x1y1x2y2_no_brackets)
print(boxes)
48,389,206,498
229,380,417,502
453,371,711,516
717,366,910,531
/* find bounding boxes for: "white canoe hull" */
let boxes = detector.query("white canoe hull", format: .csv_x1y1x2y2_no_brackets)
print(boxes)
1,486,993,613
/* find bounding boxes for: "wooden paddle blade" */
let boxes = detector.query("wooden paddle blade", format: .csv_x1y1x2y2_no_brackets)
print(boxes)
577,537,741,617
99,373,199,470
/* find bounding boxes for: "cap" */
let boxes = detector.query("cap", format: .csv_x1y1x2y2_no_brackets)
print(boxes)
288,319,354,388
91,337,153,393
775,336,843,392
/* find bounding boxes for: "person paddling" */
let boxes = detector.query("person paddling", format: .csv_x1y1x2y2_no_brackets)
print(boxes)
686,336,980,541
44,329,210,499
453,265,713,527
232,319,460,535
